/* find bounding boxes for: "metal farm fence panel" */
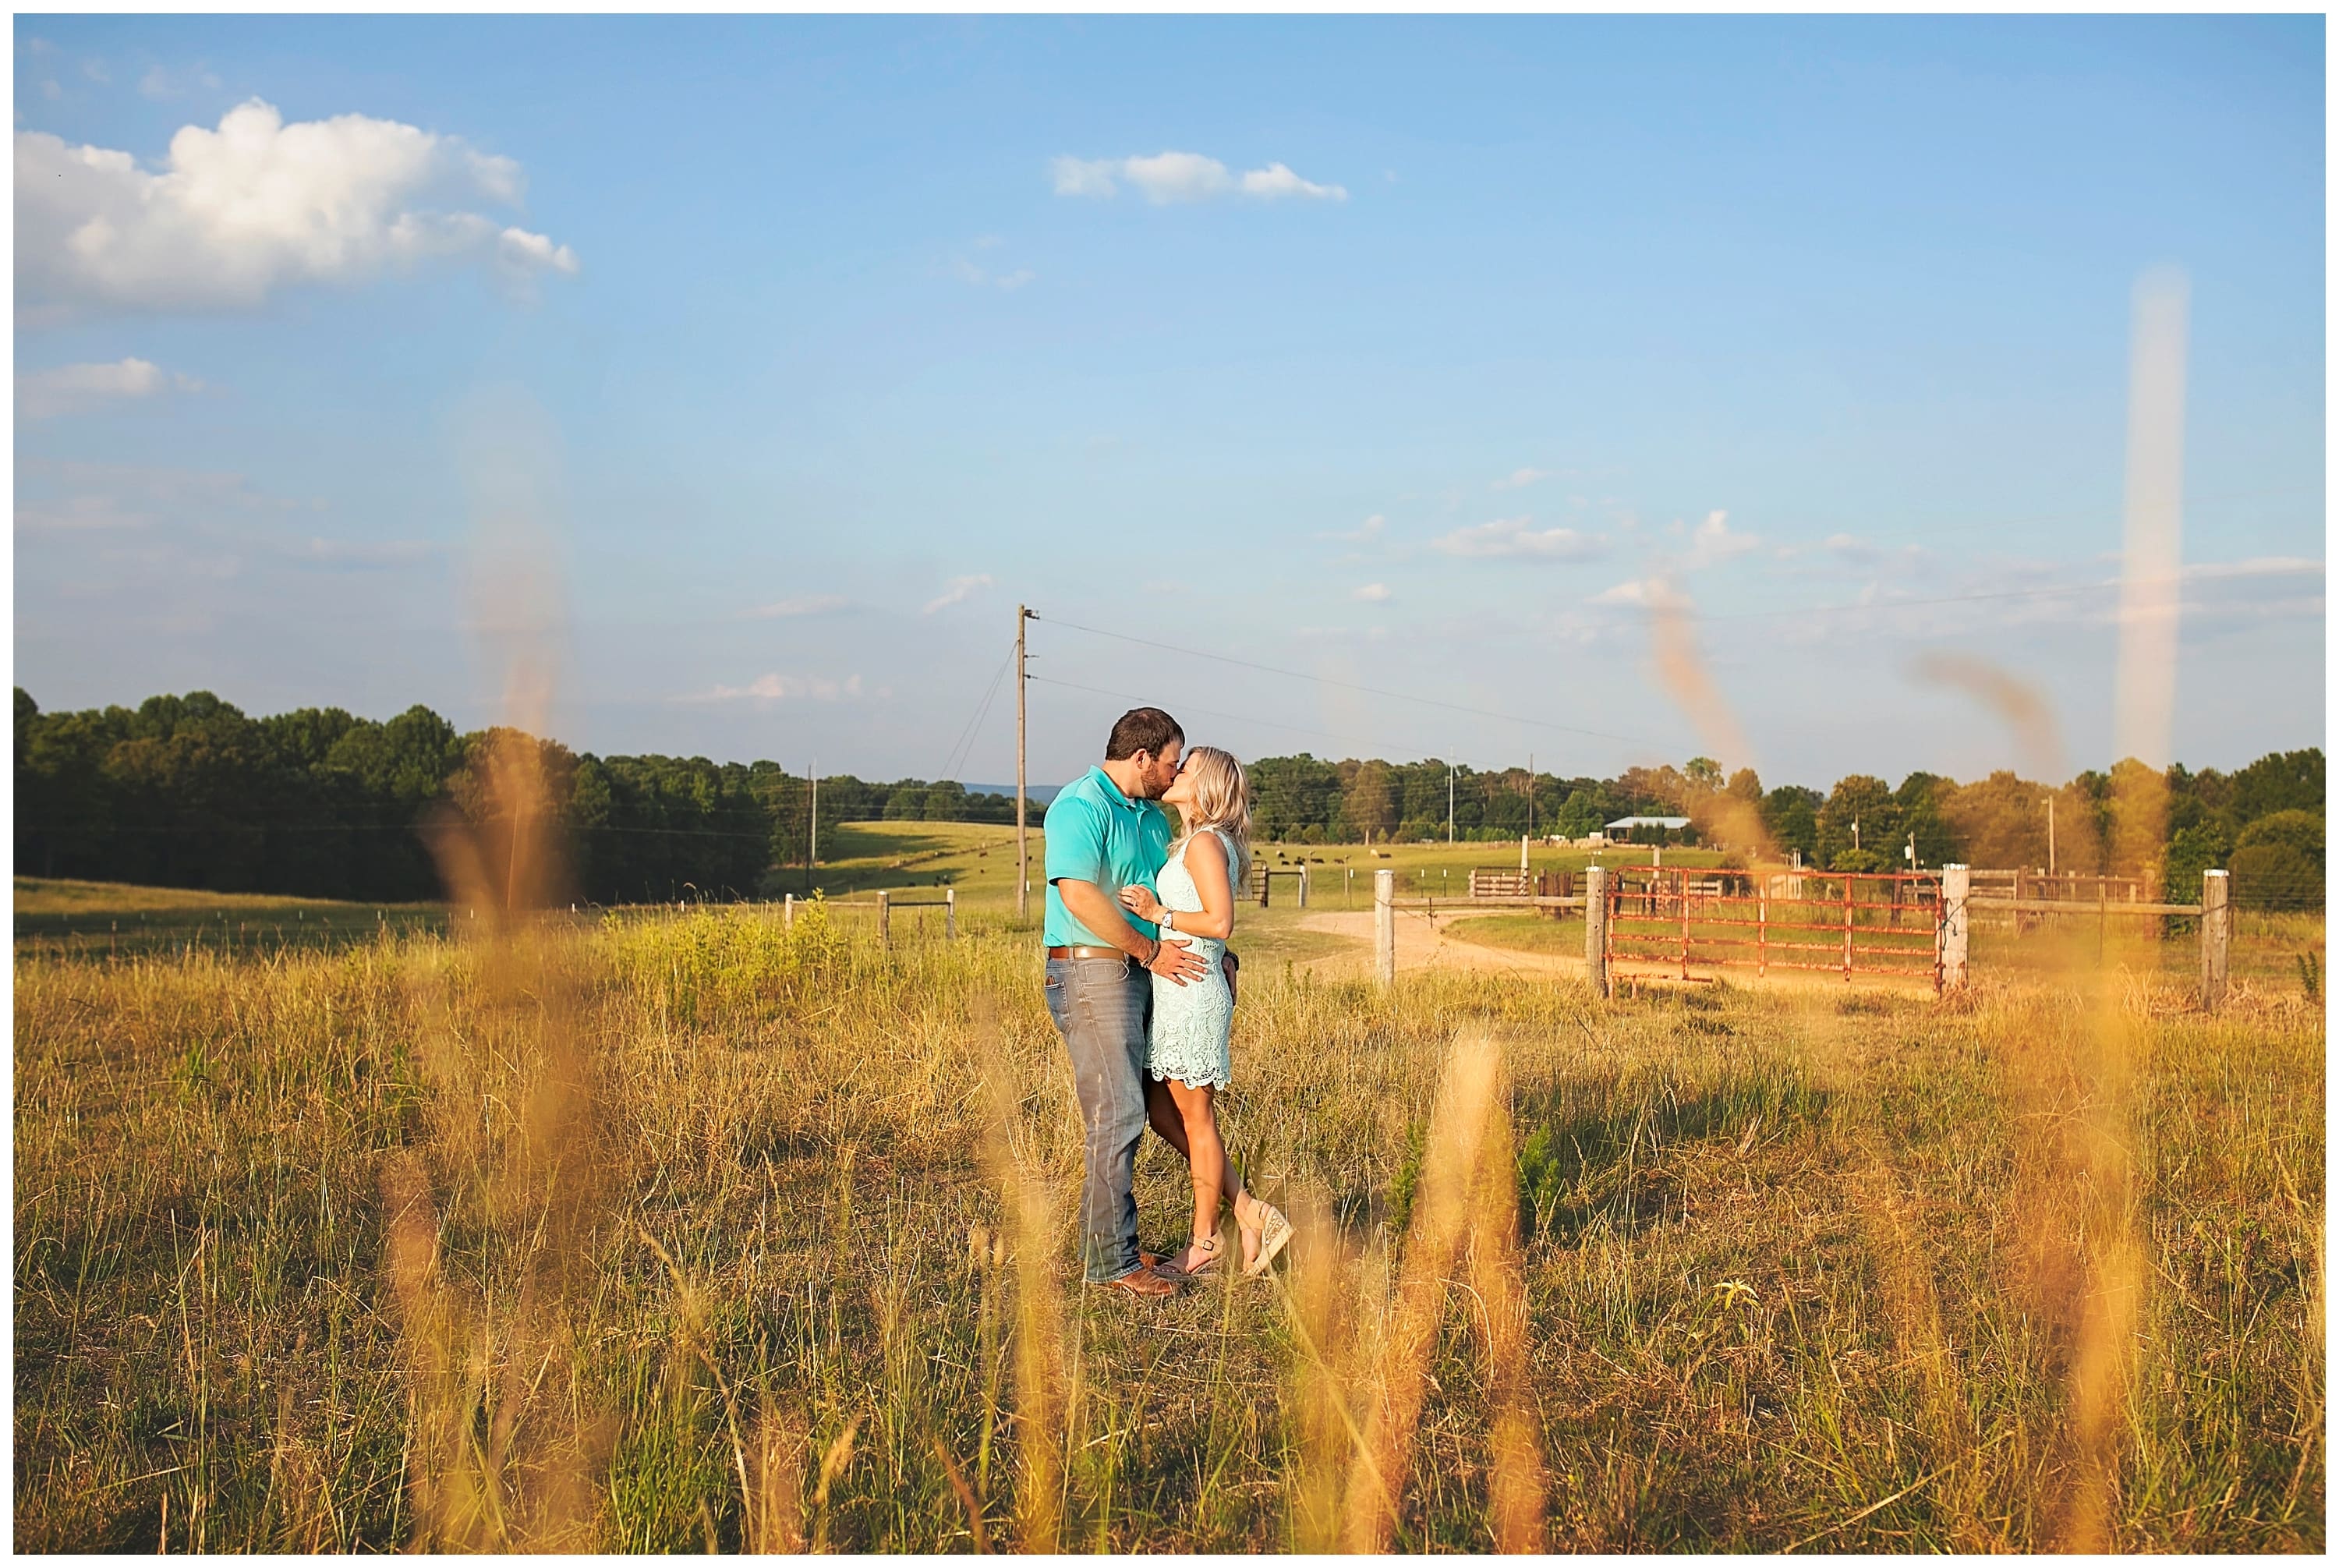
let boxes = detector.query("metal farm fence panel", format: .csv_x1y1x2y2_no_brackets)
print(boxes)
1605,866,1944,989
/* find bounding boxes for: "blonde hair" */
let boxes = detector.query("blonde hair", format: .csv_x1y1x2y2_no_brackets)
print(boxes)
1174,745,1252,885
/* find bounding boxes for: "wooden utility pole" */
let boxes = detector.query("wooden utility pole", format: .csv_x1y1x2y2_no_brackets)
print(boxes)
1016,605,1034,922
809,760,819,870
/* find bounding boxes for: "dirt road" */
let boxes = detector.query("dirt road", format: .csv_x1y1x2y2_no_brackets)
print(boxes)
1294,908,1587,981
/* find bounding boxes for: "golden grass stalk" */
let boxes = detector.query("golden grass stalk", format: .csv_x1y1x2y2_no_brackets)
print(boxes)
1465,1056,1548,1553
1346,1028,1523,1552
1277,1186,1361,1553
752,1400,808,1553
2051,269,2189,1552
974,1004,1065,1554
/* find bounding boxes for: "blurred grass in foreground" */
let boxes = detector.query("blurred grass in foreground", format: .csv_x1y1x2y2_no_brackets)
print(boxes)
12,902,2321,1550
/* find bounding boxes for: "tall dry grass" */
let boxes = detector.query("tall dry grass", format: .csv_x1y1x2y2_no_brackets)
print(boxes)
12,907,2324,1550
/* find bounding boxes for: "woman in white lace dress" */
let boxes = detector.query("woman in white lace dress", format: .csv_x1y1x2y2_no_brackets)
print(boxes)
1118,746,1292,1280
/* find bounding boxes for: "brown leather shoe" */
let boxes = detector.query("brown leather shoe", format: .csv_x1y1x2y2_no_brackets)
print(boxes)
1090,1265,1182,1299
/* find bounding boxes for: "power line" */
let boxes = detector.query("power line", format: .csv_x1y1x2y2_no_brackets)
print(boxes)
939,642,1014,783
1038,614,1658,749
1693,562,2325,625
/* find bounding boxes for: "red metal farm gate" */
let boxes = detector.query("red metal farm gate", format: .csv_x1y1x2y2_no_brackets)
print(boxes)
1605,867,1945,990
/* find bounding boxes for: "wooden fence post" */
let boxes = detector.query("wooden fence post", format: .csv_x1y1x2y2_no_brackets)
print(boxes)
1374,869,1395,989
784,892,794,929
1298,866,1310,909
2200,869,2231,1011
1584,865,1609,999
1940,863,1970,992
877,890,890,948
946,887,957,940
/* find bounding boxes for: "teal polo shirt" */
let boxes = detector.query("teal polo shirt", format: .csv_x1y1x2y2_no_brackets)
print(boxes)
1043,765,1173,947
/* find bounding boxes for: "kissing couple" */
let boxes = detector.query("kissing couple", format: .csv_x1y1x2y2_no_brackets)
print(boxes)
1039,706,1293,1298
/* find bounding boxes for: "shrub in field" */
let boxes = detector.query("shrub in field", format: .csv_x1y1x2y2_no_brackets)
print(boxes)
2231,809,2323,911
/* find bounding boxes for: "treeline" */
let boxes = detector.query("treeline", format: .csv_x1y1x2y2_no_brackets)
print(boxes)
1246,749,2324,908
14,689,1017,906
15,688,2323,911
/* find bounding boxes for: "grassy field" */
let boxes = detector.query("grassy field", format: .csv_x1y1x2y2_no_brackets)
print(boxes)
13,871,2323,1552
1446,911,1588,958
766,821,1722,913
15,877,448,957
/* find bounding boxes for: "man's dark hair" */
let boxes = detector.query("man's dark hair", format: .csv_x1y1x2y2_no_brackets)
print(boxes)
1104,706,1184,762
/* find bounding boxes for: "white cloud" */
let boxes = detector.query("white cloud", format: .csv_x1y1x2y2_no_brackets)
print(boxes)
1431,516,1607,561
16,97,579,320
922,573,993,614
1491,467,1551,491
1052,150,1346,204
1678,509,1760,569
1588,577,1682,608
14,459,295,532
16,494,153,532
138,62,223,100
281,536,438,569
2178,556,2323,582
18,357,203,418
949,252,1035,291
1821,531,1878,562
1316,513,1385,544
678,673,864,704
1353,582,1392,603
744,593,848,620
1237,161,1346,200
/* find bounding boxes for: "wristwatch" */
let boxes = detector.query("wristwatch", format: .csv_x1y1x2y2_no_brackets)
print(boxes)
1161,909,1177,934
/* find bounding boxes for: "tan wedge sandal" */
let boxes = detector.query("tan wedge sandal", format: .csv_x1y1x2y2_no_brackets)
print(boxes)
1238,1196,1293,1280
1163,1232,1226,1281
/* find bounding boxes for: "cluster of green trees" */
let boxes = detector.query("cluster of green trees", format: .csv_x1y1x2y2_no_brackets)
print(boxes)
14,689,1016,905
15,688,2321,911
1244,749,2323,908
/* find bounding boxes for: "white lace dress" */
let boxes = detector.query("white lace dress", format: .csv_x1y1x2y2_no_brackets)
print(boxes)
1146,828,1237,1090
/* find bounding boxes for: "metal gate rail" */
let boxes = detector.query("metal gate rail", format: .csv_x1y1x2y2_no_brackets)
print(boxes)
1605,867,1944,989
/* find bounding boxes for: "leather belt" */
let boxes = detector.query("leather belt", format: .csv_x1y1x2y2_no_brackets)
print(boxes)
1046,945,1132,961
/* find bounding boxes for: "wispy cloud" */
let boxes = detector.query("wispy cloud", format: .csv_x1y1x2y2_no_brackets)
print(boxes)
743,593,847,620
1354,582,1392,603
1316,513,1385,544
677,672,865,704
1490,466,1552,491
1431,515,1607,562
18,357,203,418
15,458,297,528
1673,509,1761,569
947,241,1035,291
922,573,993,614
280,536,439,570
1052,150,1346,204
138,62,222,100
1588,577,1681,608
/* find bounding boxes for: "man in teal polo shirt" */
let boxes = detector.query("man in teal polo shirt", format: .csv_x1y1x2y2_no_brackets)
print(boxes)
1042,706,1212,1297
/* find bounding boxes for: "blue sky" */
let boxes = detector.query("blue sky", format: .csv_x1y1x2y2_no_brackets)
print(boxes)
14,15,2324,788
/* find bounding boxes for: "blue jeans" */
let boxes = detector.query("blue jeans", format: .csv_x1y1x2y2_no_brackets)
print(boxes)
1042,954,1151,1283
